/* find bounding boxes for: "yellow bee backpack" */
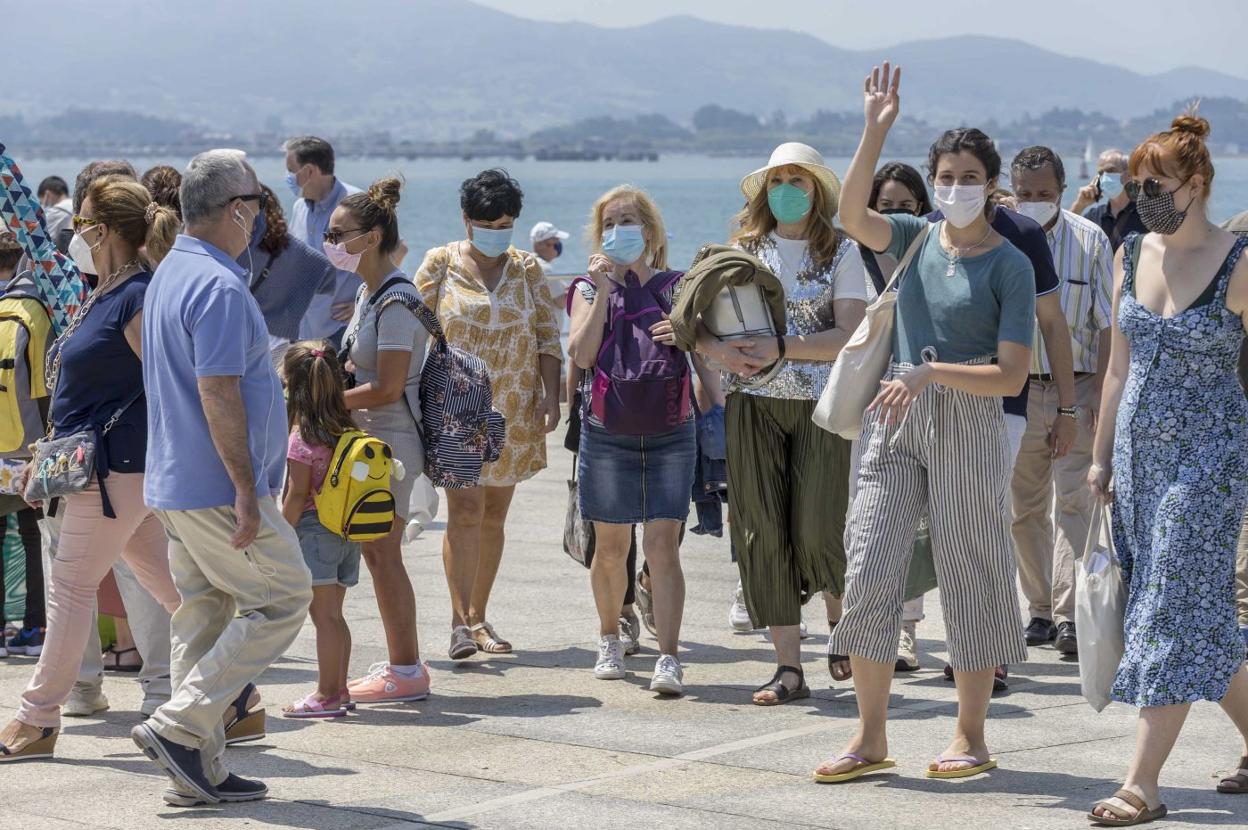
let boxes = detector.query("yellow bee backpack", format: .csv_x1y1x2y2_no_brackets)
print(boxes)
314,430,398,541
0,290,51,454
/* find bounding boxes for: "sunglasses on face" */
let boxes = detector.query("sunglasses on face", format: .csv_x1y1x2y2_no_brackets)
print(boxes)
323,227,367,245
227,192,271,211
71,214,100,232
1125,177,1187,201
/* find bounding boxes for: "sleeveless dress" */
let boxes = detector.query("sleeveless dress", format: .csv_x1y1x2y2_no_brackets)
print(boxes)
1111,233,1248,707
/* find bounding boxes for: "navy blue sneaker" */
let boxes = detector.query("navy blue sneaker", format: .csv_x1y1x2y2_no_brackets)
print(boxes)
131,722,219,804
163,773,267,807
7,627,45,656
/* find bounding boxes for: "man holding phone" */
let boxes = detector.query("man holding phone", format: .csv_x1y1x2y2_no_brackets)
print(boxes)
1070,149,1147,251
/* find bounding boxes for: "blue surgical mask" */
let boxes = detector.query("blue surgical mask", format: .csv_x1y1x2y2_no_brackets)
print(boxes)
601,224,646,265
553,240,563,258
470,225,513,258
285,170,302,197
1100,171,1124,201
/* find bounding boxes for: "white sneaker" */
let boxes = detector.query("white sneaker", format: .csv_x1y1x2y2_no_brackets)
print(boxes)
799,620,811,639
649,653,684,696
64,687,110,718
594,635,625,680
895,626,920,672
619,615,641,656
728,582,754,632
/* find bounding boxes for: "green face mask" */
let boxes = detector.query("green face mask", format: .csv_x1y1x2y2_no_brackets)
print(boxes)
767,183,812,224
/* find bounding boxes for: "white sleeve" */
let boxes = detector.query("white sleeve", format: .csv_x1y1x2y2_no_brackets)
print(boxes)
832,243,869,302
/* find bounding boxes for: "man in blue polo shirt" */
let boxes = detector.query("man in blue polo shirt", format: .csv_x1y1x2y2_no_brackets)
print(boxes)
132,149,311,808
284,136,360,344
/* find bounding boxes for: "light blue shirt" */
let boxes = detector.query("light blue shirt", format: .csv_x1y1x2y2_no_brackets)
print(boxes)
142,235,287,510
291,177,362,339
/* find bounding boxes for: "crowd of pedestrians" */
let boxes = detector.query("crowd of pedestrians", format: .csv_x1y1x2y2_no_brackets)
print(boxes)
0,60,1244,826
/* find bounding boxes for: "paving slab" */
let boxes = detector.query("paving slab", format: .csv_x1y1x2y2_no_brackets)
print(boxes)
0,427,1245,829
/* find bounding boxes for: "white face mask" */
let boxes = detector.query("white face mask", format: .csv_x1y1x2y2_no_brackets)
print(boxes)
1015,200,1059,228
68,230,98,277
934,184,988,228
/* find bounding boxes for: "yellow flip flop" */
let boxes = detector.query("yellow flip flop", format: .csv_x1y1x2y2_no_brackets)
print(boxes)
926,754,998,779
813,753,897,784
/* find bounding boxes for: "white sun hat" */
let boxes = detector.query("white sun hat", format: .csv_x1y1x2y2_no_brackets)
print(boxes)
740,142,843,210
529,221,570,244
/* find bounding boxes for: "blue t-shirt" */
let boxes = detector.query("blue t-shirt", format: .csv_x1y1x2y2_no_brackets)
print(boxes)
928,207,1059,416
50,272,149,473
142,235,287,510
888,213,1035,366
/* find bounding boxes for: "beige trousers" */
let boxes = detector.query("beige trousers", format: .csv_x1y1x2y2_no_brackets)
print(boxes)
148,498,311,784
1010,375,1099,625
1237,507,1248,627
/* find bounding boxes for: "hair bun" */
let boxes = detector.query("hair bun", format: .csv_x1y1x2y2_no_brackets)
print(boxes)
1171,114,1211,140
367,177,403,214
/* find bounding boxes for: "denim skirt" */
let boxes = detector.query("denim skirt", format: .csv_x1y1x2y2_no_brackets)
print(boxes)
578,418,696,525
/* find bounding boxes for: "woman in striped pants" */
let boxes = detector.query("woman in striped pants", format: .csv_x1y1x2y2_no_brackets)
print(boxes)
814,63,1033,784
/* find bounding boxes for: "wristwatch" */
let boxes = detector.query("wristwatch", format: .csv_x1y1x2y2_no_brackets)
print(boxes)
1057,406,1079,421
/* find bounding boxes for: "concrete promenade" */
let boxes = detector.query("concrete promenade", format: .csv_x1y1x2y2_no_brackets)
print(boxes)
0,429,1244,829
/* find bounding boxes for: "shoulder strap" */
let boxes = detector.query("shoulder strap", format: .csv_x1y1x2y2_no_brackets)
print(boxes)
248,251,279,295
566,276,597,315
1215,235,1248,301
1123,233,1143,295
374,290,444,343
100,387,144,436
882,223,932,294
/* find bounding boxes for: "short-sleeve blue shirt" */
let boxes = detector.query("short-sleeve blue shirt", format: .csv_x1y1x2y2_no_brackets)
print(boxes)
142,235,287,510
887,213,1036,366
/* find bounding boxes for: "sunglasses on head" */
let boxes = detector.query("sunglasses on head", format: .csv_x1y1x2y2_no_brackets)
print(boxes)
1125,177,1189,201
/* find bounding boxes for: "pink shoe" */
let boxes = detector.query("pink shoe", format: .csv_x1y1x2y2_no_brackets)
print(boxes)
347,663,430,703
281,691,347,719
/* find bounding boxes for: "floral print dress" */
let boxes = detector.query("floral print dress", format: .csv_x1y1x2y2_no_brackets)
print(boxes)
415,244,562,487
1111,233,1248,707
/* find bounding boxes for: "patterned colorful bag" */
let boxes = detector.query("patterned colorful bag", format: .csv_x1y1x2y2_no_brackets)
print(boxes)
372,291,506,490
0,142,87,334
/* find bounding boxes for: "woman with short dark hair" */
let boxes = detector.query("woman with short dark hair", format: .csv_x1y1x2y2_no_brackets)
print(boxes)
416,169,562,661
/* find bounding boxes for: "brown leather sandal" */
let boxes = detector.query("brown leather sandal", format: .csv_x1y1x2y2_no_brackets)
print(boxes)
1217,755,1248,794
1088,789,1167,826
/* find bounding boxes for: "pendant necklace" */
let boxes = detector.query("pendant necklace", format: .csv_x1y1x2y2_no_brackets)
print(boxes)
942,223,994,277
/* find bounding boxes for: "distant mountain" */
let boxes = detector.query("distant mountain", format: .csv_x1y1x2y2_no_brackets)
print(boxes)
9,0,1244,139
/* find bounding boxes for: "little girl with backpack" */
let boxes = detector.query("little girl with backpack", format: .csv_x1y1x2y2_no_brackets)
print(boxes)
566,185,719,697
279,342,363,718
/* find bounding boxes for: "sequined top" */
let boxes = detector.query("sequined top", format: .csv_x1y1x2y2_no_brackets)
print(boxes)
733,236,867,400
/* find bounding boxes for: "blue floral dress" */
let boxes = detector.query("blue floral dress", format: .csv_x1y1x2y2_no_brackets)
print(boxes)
1111,233,1248,707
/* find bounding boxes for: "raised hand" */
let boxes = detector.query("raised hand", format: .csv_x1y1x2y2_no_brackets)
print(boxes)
863,61,902,134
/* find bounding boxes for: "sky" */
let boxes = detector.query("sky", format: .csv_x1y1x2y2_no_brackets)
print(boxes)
475,0,1248,79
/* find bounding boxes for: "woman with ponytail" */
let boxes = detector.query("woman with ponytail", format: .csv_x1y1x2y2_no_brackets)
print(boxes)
328,177,432,704
279,343,361,718
0,175,183,762
1088,113,1248,824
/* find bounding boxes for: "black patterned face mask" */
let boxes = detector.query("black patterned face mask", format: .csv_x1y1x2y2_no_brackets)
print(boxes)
1135,179,1192,235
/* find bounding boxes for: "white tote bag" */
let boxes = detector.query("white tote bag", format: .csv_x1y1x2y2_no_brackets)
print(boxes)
1075,500,1127,712
812,224,931,439
403,474,440,542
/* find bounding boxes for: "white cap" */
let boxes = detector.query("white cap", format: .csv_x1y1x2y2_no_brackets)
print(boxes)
530,221,570,244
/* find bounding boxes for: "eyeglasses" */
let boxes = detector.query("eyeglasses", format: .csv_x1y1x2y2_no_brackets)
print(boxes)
227,193,271,211
323,228,367,245
1125,177,1188,201
71,215,100,232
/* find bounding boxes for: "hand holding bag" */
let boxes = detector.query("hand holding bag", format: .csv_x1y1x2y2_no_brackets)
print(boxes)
812,224,931,439
1075,499,1127,712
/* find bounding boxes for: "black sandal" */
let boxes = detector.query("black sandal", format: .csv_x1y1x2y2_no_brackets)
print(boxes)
753,665,810,706
827,621,852,682
101,646,142,674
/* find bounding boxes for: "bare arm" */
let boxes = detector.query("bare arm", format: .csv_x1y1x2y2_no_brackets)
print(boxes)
840,62,902,254
344,349,414,410
281,460,312,528
124,310,142,359
568,258,615,370
537,352,561,433
197,375,259,549
1089,247,1130,502
692,353,726,408
870,341,1030,424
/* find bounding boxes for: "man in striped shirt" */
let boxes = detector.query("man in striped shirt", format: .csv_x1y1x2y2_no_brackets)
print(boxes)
1009,146,1114,657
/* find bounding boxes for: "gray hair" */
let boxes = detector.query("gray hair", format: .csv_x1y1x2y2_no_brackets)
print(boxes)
180,149,257,225
1098,149,1129,173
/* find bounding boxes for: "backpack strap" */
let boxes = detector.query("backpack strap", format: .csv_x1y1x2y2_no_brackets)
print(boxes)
566,276,596,315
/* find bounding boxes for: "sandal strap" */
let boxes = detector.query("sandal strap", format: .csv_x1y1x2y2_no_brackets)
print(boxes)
934,754,985,766
1110,789,1147,813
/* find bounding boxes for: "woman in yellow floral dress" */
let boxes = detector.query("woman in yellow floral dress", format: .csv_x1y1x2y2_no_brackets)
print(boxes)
416,170,562,660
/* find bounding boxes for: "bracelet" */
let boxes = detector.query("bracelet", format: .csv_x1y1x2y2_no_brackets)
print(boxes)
775,335,787,361
1057,406,1078,420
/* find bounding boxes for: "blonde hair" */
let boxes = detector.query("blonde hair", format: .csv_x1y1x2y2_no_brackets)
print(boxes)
729,173,843,268
586,185,669,270
83,174,180,266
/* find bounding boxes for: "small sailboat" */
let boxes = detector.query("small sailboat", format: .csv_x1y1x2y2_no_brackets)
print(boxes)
1079,137,1095,180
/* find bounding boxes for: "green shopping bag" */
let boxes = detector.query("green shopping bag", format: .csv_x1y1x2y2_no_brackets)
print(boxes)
903,517,938,601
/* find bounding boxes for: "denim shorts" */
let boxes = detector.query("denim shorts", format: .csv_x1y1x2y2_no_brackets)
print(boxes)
577,418,696,525
296,511,362,588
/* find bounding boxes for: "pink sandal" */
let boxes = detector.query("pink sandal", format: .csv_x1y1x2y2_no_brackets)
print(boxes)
339,688,356,712
281,692,347,719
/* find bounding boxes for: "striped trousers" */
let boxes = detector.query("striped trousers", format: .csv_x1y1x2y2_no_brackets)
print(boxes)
832,364,1028,671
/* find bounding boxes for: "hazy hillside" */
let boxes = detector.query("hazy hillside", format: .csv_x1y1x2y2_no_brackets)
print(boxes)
11,0,1244,138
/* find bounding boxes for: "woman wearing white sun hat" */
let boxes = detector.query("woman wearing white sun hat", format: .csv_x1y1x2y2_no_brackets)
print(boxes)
693,141,869,705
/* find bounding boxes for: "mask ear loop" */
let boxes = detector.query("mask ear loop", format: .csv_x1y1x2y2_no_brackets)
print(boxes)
234,201,255,285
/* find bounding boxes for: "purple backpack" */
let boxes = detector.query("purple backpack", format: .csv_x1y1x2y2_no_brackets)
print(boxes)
569,271,690,436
